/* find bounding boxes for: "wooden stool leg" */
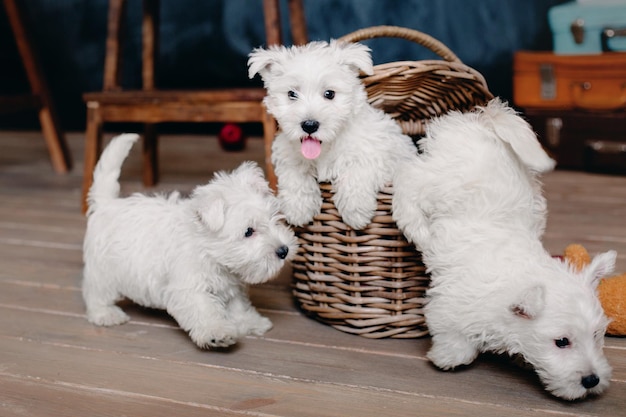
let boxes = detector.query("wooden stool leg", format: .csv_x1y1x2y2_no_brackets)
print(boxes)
3,0,72,173
81,103,103,214
142,123,158,186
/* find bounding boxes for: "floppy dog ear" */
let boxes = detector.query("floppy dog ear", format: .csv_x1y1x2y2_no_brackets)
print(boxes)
191,185,226,232
482,98,556,173
232,161,272,195
510,285,545,320
248,46,286,81
584,250,617,289
196,197,225,232
332,40,374,76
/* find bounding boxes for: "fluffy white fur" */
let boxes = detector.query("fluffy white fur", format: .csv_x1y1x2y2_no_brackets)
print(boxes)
392,99,617,400
82,133,297,349
248,40,417,229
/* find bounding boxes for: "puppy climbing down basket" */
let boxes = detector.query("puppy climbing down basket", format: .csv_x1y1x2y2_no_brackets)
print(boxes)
290,26,493,338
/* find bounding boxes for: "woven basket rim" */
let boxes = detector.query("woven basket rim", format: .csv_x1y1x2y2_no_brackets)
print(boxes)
336,25,493,137
337,25,461,63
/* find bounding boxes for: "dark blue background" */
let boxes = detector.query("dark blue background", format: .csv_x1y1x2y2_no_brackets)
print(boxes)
0,0,569,130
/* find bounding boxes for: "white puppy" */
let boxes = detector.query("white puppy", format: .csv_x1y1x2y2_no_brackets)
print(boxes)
248,40,417,229
392,98,616,400
82,134,297,349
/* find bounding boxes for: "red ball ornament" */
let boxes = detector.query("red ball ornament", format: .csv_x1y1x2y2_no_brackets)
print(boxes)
218,123,246,151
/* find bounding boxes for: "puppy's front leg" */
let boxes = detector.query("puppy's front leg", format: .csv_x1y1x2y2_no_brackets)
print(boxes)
166,289,240,349
425,298,479,369
277,171,321,226
227,290,272,336
391,174,431,250
392,201,431,250
273,140,321,226
427,331,480,370
333,174,378,230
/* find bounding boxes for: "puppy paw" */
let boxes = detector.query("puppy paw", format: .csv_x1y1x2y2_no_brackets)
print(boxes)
86,305,130,326
398,221,430,249
341,210,374,230
190,323,240,349
281,195,321,226
334,189,376,230
246,315,273,336
337,199,375,230
427,336,479,370
205,335,238,349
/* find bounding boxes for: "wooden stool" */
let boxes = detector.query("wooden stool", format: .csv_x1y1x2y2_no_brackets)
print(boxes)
1,0,72,173
81,0,307,213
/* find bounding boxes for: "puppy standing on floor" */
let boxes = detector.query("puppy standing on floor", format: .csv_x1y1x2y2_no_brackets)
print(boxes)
392,99,616,400
82,134,297,349
248,40,417,230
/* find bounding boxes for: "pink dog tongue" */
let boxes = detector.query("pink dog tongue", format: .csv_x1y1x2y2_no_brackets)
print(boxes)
301,136,321,159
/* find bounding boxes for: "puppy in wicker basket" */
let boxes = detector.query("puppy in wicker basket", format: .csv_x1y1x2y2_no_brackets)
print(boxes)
392,98,617,400
82,134,297,349
248,40,417,230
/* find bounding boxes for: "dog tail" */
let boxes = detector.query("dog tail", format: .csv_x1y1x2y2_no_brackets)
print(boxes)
87,133,139,216
480,98,556,174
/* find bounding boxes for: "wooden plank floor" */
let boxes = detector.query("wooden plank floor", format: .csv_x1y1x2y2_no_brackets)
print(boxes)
1,130,626,417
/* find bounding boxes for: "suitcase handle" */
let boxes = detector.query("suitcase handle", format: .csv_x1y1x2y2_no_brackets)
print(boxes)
601,27,626,52
584,140,626,173
571,81,626,110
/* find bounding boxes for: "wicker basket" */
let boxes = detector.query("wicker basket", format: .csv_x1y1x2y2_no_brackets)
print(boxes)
291,26,493,339
339,26,493,137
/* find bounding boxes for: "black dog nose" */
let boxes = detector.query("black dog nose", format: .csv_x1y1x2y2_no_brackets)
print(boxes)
581,374,600,389
301,120,319,134
276,245,289,260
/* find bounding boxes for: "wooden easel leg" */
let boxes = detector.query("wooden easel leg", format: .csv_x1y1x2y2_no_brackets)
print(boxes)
81,103,103,214
38,105,72,173
3,0,72,173
142,123,158,186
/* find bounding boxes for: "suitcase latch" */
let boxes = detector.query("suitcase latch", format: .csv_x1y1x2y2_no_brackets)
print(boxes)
540,64,556,100
545,117,562,148
601,27,626,52
570,18,585,44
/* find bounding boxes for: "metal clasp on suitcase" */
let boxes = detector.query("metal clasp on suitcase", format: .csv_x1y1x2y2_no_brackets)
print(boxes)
570,19,585,44
601,27,626,52
540,64,556,100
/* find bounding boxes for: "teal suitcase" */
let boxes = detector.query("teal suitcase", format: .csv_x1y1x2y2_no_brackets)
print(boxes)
548,1,626,54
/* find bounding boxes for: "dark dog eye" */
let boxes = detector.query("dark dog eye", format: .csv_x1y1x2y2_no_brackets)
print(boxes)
555,337,570,348
324,90,335,100
244,227,255,238
288,90,298,100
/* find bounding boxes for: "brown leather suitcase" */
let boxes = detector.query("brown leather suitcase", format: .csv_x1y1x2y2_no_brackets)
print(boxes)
513,51,626,110
524,109,626,174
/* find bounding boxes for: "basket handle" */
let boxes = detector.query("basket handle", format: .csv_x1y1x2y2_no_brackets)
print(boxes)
337,25,461,63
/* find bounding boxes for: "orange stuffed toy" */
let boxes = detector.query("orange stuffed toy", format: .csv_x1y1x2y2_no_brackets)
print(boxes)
563,244,626,336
